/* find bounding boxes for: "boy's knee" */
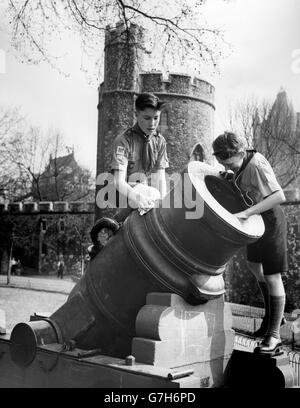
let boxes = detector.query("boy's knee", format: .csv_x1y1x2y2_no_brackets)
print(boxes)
264,273,282,284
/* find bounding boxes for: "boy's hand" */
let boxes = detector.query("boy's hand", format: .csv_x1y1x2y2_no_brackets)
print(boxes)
136,193,155,210
219,171,234,182
234,210,250,219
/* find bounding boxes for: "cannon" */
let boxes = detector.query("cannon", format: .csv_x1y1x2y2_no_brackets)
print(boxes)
9,162,264,361
2,161,276,388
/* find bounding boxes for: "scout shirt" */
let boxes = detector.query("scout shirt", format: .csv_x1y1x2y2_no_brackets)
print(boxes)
235,152,283,205
110,123,169,186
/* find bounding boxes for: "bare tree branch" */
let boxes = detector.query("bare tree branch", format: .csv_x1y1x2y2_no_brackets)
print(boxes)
226,94,300,190
5,0,229,81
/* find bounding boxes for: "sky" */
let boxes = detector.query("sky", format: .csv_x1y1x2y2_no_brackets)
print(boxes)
0,0,299,175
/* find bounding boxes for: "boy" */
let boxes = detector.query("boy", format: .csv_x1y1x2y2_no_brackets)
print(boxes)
90,93,169,258
212,131,287,356
110,92,169,221
88,217,120,260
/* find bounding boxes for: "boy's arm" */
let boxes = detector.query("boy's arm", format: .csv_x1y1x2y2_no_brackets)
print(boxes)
153,169,167,198
234,190,286,219
114,169,154,210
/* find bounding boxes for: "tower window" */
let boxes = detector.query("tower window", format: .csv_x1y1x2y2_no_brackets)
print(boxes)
190,143,204,162
160,111,169,130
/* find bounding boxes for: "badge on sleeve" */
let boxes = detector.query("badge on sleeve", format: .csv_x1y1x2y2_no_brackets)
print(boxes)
116,146,125,155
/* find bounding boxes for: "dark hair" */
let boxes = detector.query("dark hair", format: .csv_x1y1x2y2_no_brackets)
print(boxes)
135,93,166,111
212,132,246,160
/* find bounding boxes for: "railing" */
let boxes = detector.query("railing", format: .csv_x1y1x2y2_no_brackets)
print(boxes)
287,350,300,387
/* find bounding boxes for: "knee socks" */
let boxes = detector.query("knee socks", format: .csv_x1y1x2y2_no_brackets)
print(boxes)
266,295,286,339
258,281,270,330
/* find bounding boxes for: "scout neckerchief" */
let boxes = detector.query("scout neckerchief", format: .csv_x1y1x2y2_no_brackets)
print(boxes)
131,126,157,174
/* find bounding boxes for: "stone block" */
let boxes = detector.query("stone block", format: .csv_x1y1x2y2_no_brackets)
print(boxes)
136,297,233,341
39,202,53,212
291,309,300,318
23,202,38,213
69,202,85,212
132,329,235,367
0,203,8,213
0,309,6,334
132,292,235,369
132,330,234,367
8,202,23,213
53,201,69,212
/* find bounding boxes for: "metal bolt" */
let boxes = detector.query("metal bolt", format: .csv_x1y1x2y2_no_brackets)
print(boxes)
125,355,135,366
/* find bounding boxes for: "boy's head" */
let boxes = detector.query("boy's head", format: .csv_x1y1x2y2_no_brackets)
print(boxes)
135,93,165,111
212,132,247,172
135,93,166,136
97,227,114,247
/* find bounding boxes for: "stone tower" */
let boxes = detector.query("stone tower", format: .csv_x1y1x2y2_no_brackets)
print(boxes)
96,22,145,178
96,23,215,219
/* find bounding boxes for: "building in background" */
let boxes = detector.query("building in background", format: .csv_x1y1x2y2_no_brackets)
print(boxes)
32,151,94,202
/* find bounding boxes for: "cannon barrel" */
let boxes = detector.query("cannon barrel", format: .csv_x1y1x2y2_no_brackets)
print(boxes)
10,162,264,366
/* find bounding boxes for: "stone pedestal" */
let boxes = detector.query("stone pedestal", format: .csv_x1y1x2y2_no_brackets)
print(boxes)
131,292,235,388
0,309,6,334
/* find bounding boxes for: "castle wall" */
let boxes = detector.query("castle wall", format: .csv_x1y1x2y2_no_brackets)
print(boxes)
0,202,94,277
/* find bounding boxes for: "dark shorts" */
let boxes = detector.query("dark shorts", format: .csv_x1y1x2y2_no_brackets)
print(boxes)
246,205,288,275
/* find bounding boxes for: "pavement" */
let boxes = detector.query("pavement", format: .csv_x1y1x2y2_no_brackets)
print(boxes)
0,274,76,294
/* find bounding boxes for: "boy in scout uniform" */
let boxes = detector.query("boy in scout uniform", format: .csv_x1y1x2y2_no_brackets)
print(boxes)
212,132,287,356
110,92,169,221
90,93,169,253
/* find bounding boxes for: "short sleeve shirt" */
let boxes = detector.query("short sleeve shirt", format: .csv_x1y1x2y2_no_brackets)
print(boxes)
110,123,169,184
236,152,283,204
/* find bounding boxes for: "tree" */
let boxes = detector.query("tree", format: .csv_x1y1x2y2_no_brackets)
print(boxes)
254,91,300,189
0,109,94,202
3,125,56,201
225,91,300,190
4,0,229,82
0,106,25,199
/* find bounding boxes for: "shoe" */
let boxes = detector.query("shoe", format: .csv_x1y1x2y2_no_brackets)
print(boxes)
254,336,283,357
253,316,287,338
